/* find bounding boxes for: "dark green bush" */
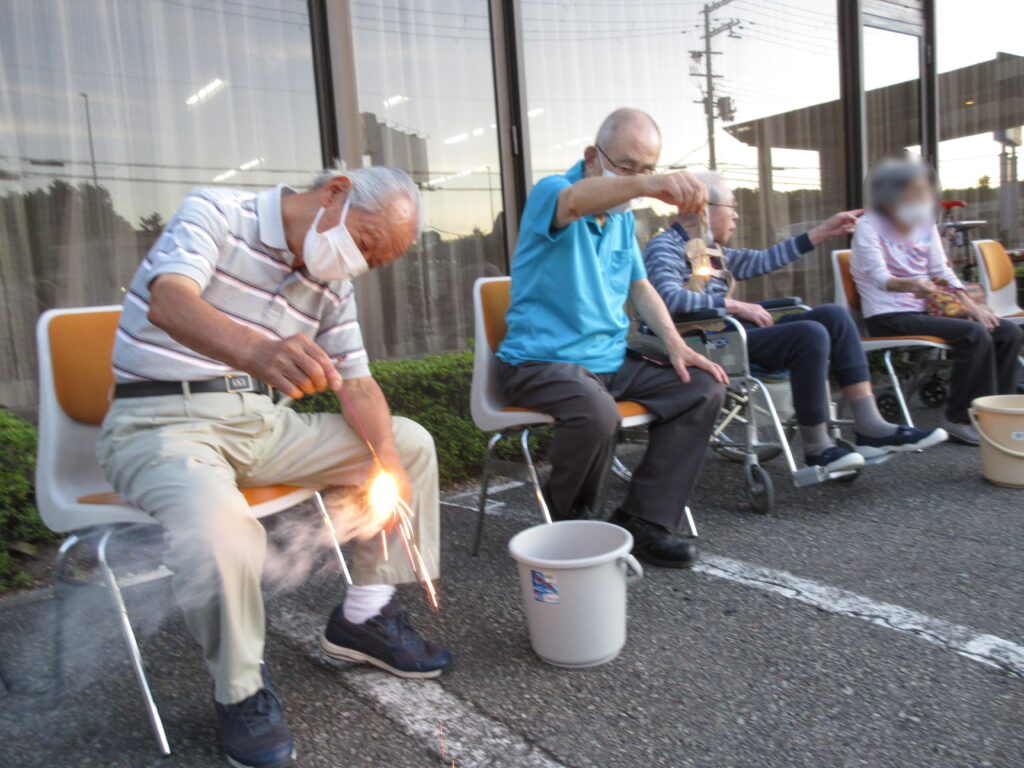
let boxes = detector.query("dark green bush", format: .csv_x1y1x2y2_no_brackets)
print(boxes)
0,410,53,589
291,348,550,486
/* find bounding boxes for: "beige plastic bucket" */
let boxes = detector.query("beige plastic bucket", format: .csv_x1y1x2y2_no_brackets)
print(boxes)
968,394,1024,488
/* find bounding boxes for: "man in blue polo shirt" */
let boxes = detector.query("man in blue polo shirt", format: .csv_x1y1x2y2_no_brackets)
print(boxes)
498,108,728,568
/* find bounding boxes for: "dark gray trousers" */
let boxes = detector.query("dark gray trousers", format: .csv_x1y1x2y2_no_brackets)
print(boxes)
497,357,726,531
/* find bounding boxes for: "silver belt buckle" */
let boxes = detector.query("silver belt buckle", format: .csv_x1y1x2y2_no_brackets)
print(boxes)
225,373,254,393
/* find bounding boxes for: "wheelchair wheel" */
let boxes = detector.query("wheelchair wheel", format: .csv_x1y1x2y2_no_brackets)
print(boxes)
919,375,947,408
875,392,902,423
744,464,773,514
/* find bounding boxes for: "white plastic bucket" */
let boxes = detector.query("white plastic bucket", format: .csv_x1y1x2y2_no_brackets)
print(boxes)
969,394,1024,488
508,520,643,668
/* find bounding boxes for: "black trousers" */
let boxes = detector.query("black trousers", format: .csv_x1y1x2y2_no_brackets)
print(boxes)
497,357,726,531
865,312,1022,422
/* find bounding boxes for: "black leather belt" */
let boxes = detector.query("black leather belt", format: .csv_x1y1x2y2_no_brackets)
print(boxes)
114,373,273,399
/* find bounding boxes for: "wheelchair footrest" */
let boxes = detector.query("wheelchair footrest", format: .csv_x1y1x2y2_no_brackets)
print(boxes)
860,452,894,468
792,465,830,487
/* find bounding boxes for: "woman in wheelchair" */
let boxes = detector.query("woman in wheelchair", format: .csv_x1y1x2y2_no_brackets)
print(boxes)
644,170,947,475
851,158,1022,446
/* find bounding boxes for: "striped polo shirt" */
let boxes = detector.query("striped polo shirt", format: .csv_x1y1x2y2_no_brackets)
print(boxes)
644,222,813,318
112,184,370,383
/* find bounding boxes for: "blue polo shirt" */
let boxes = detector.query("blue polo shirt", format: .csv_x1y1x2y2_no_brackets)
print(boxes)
497,161,646,374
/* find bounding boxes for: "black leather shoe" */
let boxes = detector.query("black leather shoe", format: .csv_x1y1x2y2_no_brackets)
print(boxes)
609,509,698,569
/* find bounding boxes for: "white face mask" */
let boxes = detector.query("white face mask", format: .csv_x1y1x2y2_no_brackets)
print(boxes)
302,198,369,281
894,200,935,228
598,154,634,215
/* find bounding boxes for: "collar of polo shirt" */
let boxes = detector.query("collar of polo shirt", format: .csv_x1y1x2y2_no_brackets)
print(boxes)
256,183,297,263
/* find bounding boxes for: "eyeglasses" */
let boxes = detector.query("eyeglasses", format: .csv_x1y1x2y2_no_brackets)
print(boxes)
709,202,738,210
596,144,655,176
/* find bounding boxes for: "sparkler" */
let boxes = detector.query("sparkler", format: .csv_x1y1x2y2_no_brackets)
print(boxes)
331,380,440,611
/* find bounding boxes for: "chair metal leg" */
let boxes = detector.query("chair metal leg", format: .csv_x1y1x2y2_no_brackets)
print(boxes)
471,432,502,556
52,533,81,696
520,429,553,525
96,529,171,756
610,455,633,482
883,349,915,426
683,506,698,538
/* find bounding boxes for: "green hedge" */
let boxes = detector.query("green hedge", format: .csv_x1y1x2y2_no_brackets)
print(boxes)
291,348,549,486
0,410,54,589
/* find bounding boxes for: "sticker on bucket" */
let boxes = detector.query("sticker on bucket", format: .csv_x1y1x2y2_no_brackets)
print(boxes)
531,569,559,604
1013,431,1024,441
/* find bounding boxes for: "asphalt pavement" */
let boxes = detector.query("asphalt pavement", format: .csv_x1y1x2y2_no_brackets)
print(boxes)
1,406,1021,767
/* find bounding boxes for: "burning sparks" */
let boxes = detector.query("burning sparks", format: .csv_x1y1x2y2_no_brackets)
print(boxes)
329,384,440,611
368,471,400,525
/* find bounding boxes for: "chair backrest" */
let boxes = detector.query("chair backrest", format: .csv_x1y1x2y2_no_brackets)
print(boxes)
973,239,1022,316
470,277,512,431
35,306,129,532
831,249,860,313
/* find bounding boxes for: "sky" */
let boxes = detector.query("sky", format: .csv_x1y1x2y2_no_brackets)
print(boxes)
0,0,1021,239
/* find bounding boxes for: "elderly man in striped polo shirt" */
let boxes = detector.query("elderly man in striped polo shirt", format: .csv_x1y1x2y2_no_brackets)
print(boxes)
643,170,945,476
99,165,449,768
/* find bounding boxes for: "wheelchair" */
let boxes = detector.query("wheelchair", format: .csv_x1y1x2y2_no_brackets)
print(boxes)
626,298,894,515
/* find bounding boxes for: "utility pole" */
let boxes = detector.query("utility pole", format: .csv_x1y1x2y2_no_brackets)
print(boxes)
692,0,741,170
79,92,99,187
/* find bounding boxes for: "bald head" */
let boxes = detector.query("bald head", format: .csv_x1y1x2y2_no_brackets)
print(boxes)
584,108,662,178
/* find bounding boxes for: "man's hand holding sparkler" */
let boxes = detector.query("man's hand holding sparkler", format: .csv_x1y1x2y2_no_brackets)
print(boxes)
332,375,414,523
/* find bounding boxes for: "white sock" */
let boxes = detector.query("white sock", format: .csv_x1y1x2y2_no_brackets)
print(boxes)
342,584,396,624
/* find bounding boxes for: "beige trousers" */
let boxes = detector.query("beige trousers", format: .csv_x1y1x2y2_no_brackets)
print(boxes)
96,391,439,704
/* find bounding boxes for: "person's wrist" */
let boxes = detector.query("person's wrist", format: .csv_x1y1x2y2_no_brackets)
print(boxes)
808,224,826,246
665,336,689,358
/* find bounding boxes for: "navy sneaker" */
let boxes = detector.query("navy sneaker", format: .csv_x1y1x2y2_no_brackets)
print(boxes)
215,668,295,768
320,599,452,679
855,425,948,458
805,445,865,473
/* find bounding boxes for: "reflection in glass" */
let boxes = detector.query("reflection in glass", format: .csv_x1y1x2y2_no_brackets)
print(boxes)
863,26,922,164
937,0,1024,249
0,0,321,409
349,0,505,358
522,0,845,304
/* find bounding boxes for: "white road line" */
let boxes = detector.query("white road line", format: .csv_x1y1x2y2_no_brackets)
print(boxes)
441,499,506,514
695,554,1024,678
448,480,524,501
267,605,566,768
346,673,565,768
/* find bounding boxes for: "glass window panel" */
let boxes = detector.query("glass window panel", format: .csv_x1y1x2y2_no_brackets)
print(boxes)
863,26,922,164
521,0,845,305
937,0,1024,250
349,1,505,359
0,0,321,410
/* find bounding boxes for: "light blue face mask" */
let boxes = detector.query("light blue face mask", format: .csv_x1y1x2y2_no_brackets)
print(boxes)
598,154,634,215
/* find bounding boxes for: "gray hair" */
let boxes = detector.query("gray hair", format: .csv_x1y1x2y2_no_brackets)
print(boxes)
312,163,425,235
595,107,661,149
867,158,936,212
690,170,730,205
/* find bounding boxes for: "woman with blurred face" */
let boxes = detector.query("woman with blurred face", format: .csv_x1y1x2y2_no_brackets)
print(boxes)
851,158,1022,445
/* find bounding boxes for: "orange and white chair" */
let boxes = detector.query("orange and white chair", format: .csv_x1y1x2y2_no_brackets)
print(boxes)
469,277,654,554
831,250,952,426
36,307,323,756
973,239,1024,326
